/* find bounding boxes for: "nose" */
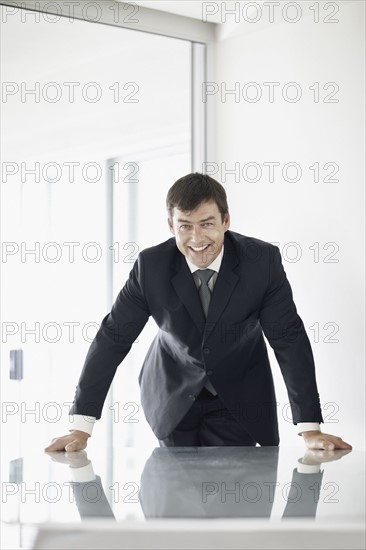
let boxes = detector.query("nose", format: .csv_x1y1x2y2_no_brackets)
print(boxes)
190,225,204,243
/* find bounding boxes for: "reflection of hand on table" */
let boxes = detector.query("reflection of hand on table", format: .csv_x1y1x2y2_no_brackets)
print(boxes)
44,450,95,482
297,448,352,474
300,448,352,466
45,449,90,468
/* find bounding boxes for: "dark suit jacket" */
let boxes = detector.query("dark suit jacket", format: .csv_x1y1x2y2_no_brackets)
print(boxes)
70,230,323,444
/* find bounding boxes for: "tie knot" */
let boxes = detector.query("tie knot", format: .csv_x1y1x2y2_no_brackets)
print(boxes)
195,269,215,286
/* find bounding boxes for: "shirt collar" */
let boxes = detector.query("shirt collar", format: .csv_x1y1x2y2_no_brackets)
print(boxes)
185,245,224,274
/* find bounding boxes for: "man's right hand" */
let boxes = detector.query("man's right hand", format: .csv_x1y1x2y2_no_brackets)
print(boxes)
44,430,90,452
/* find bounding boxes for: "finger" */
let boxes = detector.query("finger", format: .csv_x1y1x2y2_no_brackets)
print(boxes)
311,437,352,451
65,439,79,452
324,435,353,450
44,439,66,452
49,437,63,444
320,434,353,450
307,438,335,451
65,439,85,452
334,440,352,450
317,442,335,452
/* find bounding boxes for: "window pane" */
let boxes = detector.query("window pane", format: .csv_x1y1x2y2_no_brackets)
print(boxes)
1,7,191,467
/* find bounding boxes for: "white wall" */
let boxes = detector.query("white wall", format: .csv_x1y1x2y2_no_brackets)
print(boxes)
211,0,365,448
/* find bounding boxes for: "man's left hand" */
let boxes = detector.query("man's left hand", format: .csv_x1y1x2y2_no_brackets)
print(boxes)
301,430,352,450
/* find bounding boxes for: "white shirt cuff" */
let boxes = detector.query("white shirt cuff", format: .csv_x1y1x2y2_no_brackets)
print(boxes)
297,422,321,435
69,414,96,436
297,458,321,474
69,462,96,483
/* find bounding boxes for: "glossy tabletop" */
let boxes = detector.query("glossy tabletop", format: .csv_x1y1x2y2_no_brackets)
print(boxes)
1,446,365,549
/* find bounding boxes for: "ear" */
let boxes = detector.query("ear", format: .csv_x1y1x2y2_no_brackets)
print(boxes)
168,217,175,234
223,212,230,231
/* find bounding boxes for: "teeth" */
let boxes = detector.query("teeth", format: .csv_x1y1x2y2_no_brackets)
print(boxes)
190,245,208,251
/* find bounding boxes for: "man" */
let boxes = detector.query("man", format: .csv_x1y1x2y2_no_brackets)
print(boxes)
46,173,351,452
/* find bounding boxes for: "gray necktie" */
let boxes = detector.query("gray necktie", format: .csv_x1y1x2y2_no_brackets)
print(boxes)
195,269,215,317
195,269,217,395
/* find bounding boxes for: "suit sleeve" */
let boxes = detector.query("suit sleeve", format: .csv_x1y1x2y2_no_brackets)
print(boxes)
259,245,323,425
69,253,150,419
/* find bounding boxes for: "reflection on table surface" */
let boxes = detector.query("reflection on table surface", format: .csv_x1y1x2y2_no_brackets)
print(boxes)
2,446,364,523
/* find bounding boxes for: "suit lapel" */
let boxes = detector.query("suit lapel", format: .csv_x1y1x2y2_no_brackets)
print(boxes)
204,233,239,341
171,253,206,334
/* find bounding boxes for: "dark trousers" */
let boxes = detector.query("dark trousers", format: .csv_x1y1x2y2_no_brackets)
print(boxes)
159,387,257,447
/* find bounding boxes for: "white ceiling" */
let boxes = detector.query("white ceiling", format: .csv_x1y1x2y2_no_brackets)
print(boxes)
127,0,354,26
127,1,225,23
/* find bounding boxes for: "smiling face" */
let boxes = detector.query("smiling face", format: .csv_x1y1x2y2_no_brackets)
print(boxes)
168,200,230,268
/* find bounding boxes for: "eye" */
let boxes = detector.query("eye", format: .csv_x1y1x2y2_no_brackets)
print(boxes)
179,224,190,231
202,222,214,228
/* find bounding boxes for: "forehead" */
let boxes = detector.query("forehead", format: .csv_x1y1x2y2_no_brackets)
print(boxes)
172,200,220,221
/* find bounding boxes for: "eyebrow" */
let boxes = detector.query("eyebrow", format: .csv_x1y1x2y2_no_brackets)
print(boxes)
177,216,216,224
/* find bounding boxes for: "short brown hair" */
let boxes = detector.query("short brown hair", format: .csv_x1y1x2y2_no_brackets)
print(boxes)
166,173,229,221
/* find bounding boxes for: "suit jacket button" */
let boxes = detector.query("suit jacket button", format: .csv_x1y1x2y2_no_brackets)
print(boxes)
188,394,196,401
203,347,210,354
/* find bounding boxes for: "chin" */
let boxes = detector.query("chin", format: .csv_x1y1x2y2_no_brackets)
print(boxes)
189,256,211,268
